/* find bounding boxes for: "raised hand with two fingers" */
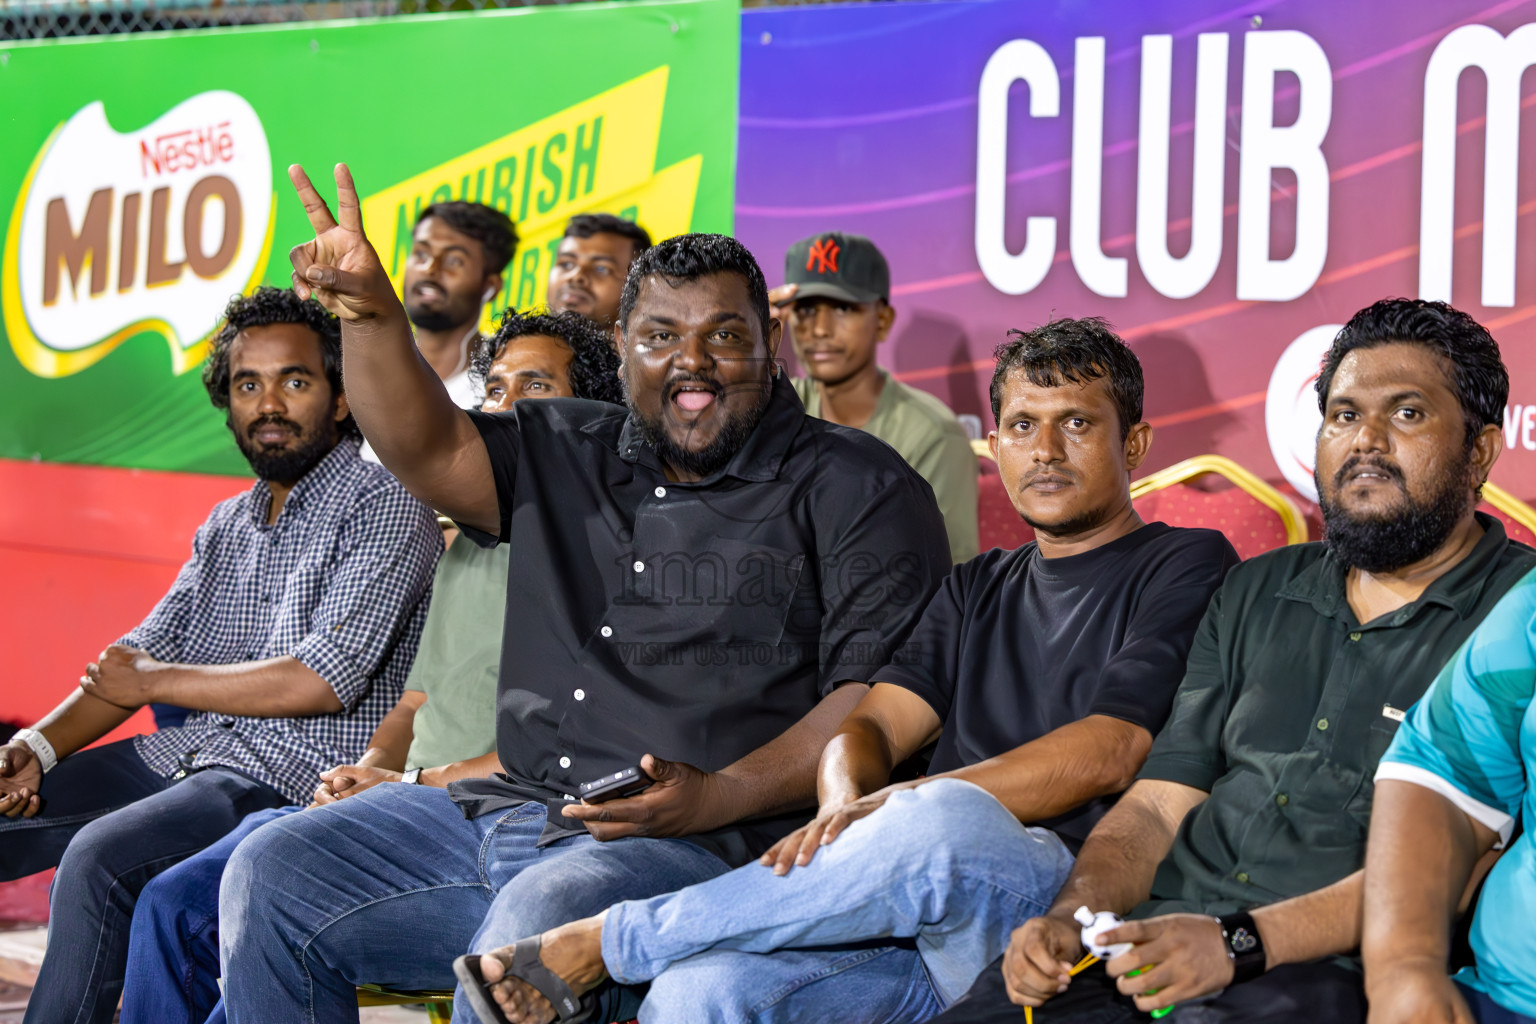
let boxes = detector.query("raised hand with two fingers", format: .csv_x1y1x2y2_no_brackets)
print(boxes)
286,163,400,324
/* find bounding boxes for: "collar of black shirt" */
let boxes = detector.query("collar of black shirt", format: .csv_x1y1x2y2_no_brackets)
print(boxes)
1278,512,1512,626
608,371,805,484
248,435,362,527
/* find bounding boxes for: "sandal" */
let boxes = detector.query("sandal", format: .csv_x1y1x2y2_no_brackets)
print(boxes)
453,937,599,1024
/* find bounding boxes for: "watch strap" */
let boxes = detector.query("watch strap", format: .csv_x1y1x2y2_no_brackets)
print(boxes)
1215,912,1266,984
12,728,58,774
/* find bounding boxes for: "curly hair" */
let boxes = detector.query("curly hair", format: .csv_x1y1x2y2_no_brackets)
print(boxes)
618,233,770,336
990,316,1143,440
1317,298,1508,449
470,308,623,406
202,287,358,437
417,201,519,275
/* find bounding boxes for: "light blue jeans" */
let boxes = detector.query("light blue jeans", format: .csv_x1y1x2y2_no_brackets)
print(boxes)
605,778,1075,1024
216,782,731,1024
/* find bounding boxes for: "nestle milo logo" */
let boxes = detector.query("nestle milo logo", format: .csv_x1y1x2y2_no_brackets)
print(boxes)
3,91,275,378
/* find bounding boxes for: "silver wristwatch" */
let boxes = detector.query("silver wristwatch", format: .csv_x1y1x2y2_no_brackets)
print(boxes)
401,768,423,785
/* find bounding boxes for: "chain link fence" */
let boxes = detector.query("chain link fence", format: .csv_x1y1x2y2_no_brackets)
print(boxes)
0,0,868,41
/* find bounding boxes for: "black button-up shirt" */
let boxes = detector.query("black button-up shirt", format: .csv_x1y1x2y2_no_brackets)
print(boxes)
1136,514,1536,918
451,375,951,866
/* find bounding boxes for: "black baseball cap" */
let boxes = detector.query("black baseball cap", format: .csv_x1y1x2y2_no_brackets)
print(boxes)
783,232,890,304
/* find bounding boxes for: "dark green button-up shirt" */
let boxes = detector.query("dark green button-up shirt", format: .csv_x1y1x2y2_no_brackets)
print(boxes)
1136,514,1536,917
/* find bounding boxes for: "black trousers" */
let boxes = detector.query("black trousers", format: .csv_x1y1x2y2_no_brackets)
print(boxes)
929,957,1366,1024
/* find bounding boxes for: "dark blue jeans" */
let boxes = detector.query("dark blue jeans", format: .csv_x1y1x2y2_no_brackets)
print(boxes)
120,805,301,1024
1459,982,1536,1024
0,738,287,1024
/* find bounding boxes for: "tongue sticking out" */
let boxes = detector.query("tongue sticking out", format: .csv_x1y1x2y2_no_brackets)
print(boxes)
675,390,716,412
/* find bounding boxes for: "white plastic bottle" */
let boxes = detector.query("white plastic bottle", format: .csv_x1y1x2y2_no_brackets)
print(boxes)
1074,905,1134,959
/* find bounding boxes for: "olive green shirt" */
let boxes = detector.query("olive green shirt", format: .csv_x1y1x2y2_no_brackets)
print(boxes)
402,539,508,770
1135,515,1536,920
793,372,978,563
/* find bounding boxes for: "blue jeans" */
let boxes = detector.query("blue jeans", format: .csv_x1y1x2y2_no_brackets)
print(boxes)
120,805,301,1024
0,739,287,1024
604,778,1075,1024
217,781,733,1024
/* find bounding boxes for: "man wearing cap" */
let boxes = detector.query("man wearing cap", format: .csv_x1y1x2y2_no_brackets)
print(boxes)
772,232,978,563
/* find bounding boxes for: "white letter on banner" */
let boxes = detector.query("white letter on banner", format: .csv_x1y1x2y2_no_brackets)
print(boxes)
1420,24,1536,308
1235,30,1333,302
1070,37,1128,297
1137,33,1230,300
976,39,1060,295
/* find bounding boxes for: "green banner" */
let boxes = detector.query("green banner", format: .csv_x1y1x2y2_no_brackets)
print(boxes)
0,0,739,474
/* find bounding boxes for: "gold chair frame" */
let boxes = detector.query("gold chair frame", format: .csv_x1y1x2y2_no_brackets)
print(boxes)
1482,481,1536,537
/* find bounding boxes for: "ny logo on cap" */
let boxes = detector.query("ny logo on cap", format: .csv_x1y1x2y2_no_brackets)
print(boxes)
807,237,840,275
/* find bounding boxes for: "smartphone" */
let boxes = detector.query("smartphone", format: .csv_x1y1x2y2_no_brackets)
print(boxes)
578,765,653,803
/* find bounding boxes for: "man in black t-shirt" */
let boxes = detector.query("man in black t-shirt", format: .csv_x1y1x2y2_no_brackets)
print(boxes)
464,317,1240,1024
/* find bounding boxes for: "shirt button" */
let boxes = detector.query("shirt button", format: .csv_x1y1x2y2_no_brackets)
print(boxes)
559,756,571,769
1317,718,1330,731
633,560,645,573
600,626,613,638
1276,794,1288,806
1236,872,1250,884
1349,632,1362,642
654,486,667,498
574,689,585,701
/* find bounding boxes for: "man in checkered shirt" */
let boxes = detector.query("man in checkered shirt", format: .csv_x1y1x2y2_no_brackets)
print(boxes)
0,287,441,1024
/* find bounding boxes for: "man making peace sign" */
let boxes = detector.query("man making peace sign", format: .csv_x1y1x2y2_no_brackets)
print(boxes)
214,165,951,1023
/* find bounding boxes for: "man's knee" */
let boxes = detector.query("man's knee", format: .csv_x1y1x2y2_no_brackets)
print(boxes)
864,779,1018,858
56,807,137,884
474,860,597,947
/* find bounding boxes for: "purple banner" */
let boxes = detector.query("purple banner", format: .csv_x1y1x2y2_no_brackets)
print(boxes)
737,0,1536,508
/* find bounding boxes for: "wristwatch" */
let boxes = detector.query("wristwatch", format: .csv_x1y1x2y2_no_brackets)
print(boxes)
1214,912,1267,984
401,768,423,785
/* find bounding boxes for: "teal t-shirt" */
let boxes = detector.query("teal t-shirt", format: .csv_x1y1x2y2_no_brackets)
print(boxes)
402,539,507,770
1378,565,1536,1018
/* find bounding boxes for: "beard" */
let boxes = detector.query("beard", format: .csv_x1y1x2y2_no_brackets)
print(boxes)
235,415,338,484
1317,451,1474,573
626,370,772,479
1020,504,1113,537
405,303,468,333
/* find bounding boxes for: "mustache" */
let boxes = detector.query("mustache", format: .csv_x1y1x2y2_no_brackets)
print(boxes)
1020,466,1074,486
662,373,723,402
247,415,302,440
1333,456,1403,489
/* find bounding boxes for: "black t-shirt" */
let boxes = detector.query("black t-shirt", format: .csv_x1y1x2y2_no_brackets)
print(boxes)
449,374,952,867
876,522,1239,851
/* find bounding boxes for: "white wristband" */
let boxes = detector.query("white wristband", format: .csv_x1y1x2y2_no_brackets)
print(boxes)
12,729,58,774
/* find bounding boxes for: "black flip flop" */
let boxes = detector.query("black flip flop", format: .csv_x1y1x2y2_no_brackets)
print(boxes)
453,937,598,1024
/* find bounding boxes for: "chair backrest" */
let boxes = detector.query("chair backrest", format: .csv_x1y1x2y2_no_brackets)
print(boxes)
1129,455,1308,561
972,439,1036,552
1480,482,1536,548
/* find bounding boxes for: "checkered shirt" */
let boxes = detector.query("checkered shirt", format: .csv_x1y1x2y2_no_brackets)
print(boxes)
129,437,441,803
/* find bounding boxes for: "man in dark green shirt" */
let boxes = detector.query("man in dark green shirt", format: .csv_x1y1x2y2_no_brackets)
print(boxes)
933,298,1536,1024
